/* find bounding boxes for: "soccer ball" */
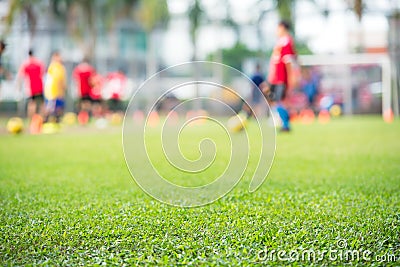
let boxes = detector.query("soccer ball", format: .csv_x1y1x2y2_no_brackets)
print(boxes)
330,104,342,117
63,112,77,125
227,113,248,133
110,113,123,125
42,122,60,134
6,117,24,134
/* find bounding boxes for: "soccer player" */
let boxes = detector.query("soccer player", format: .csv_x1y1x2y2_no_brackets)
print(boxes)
0,40,10,90
44,51,66,123
89,72,104,118
105,69,127,113
263,20,298,132
301,67,319,108
0,40,6,80
73,58,96,118
250,63,265,116
18,50,45,118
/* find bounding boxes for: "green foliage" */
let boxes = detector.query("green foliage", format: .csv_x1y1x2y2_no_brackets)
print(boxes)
137,0,169,32
296,41,313,55
276,0,294,24
207,43,259,71
188,0,203,45
353,0,364,21
2,0,165,59
257,0,295,29
0,117,399,265
3,0,41,36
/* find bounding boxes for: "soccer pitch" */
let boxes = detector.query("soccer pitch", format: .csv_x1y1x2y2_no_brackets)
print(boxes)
0,117,399,266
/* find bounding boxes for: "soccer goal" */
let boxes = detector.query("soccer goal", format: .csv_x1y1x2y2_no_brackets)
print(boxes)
298,53,396,117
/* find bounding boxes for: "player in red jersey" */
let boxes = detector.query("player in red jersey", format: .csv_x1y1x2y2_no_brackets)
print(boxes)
73,58,96,117
105,70,127,113
18,50,45,118
89,73,104,118
263,20,298,132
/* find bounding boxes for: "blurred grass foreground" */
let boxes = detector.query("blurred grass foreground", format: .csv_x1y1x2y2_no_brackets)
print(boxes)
0,117,399,265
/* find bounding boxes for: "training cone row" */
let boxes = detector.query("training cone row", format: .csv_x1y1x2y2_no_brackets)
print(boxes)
131,110,211,127
290,109,332,125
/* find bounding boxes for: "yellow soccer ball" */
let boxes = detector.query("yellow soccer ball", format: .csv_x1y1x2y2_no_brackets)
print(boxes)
329,104,342,117
110,113,123,125
227,113,248,133
63,112,77,125
6,117,24,134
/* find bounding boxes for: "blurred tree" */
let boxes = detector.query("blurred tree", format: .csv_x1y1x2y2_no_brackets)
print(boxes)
257,0,295,28
276,0,294,25
136,0,169,77
221,0,240,45
207,42,258,72
70,0,96,60
4,0,140,60
346,0,364,21
50,0,139,60
345,0,365,51
207,40,312,72
101,0,139,29
295,41,313,55
187,0,204,108
188,0,203,61
256,0,328,38
3,0,41,47
354,0,363,21
255,0,296,57
137,0,169,32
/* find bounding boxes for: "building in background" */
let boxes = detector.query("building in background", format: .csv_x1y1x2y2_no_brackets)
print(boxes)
0,0,149,111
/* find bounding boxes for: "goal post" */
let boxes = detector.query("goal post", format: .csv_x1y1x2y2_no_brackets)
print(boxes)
299,53,395,117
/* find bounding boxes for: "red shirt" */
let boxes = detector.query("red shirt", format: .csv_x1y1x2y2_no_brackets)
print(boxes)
73,63,95,97
106,72,126,100
268,35,296,86
19,57,45,96
89,73,104,100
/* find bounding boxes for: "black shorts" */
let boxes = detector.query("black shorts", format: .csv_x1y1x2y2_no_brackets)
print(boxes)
80,95,92,102
28,94,44,102
108,99,122,112
268,84,286,102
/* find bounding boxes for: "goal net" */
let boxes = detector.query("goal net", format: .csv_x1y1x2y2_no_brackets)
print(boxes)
298,53,394,116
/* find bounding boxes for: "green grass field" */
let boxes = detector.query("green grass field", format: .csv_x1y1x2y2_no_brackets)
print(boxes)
1,117,399,266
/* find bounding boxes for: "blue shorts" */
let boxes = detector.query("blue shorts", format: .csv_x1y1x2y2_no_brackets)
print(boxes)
45,99,65,113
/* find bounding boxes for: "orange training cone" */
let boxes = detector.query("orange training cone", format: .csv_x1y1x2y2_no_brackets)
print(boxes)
318,109,330,124
147,111,160,127
196,109,209,124
300,108,315,125
78,111,90,125
290,110,300,123
30,114,43,134
383,108,394,123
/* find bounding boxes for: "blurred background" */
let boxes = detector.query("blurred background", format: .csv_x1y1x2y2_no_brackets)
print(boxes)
0,0,399,118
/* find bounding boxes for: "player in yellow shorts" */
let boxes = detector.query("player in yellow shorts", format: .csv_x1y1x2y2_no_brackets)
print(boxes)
44,51,66,123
